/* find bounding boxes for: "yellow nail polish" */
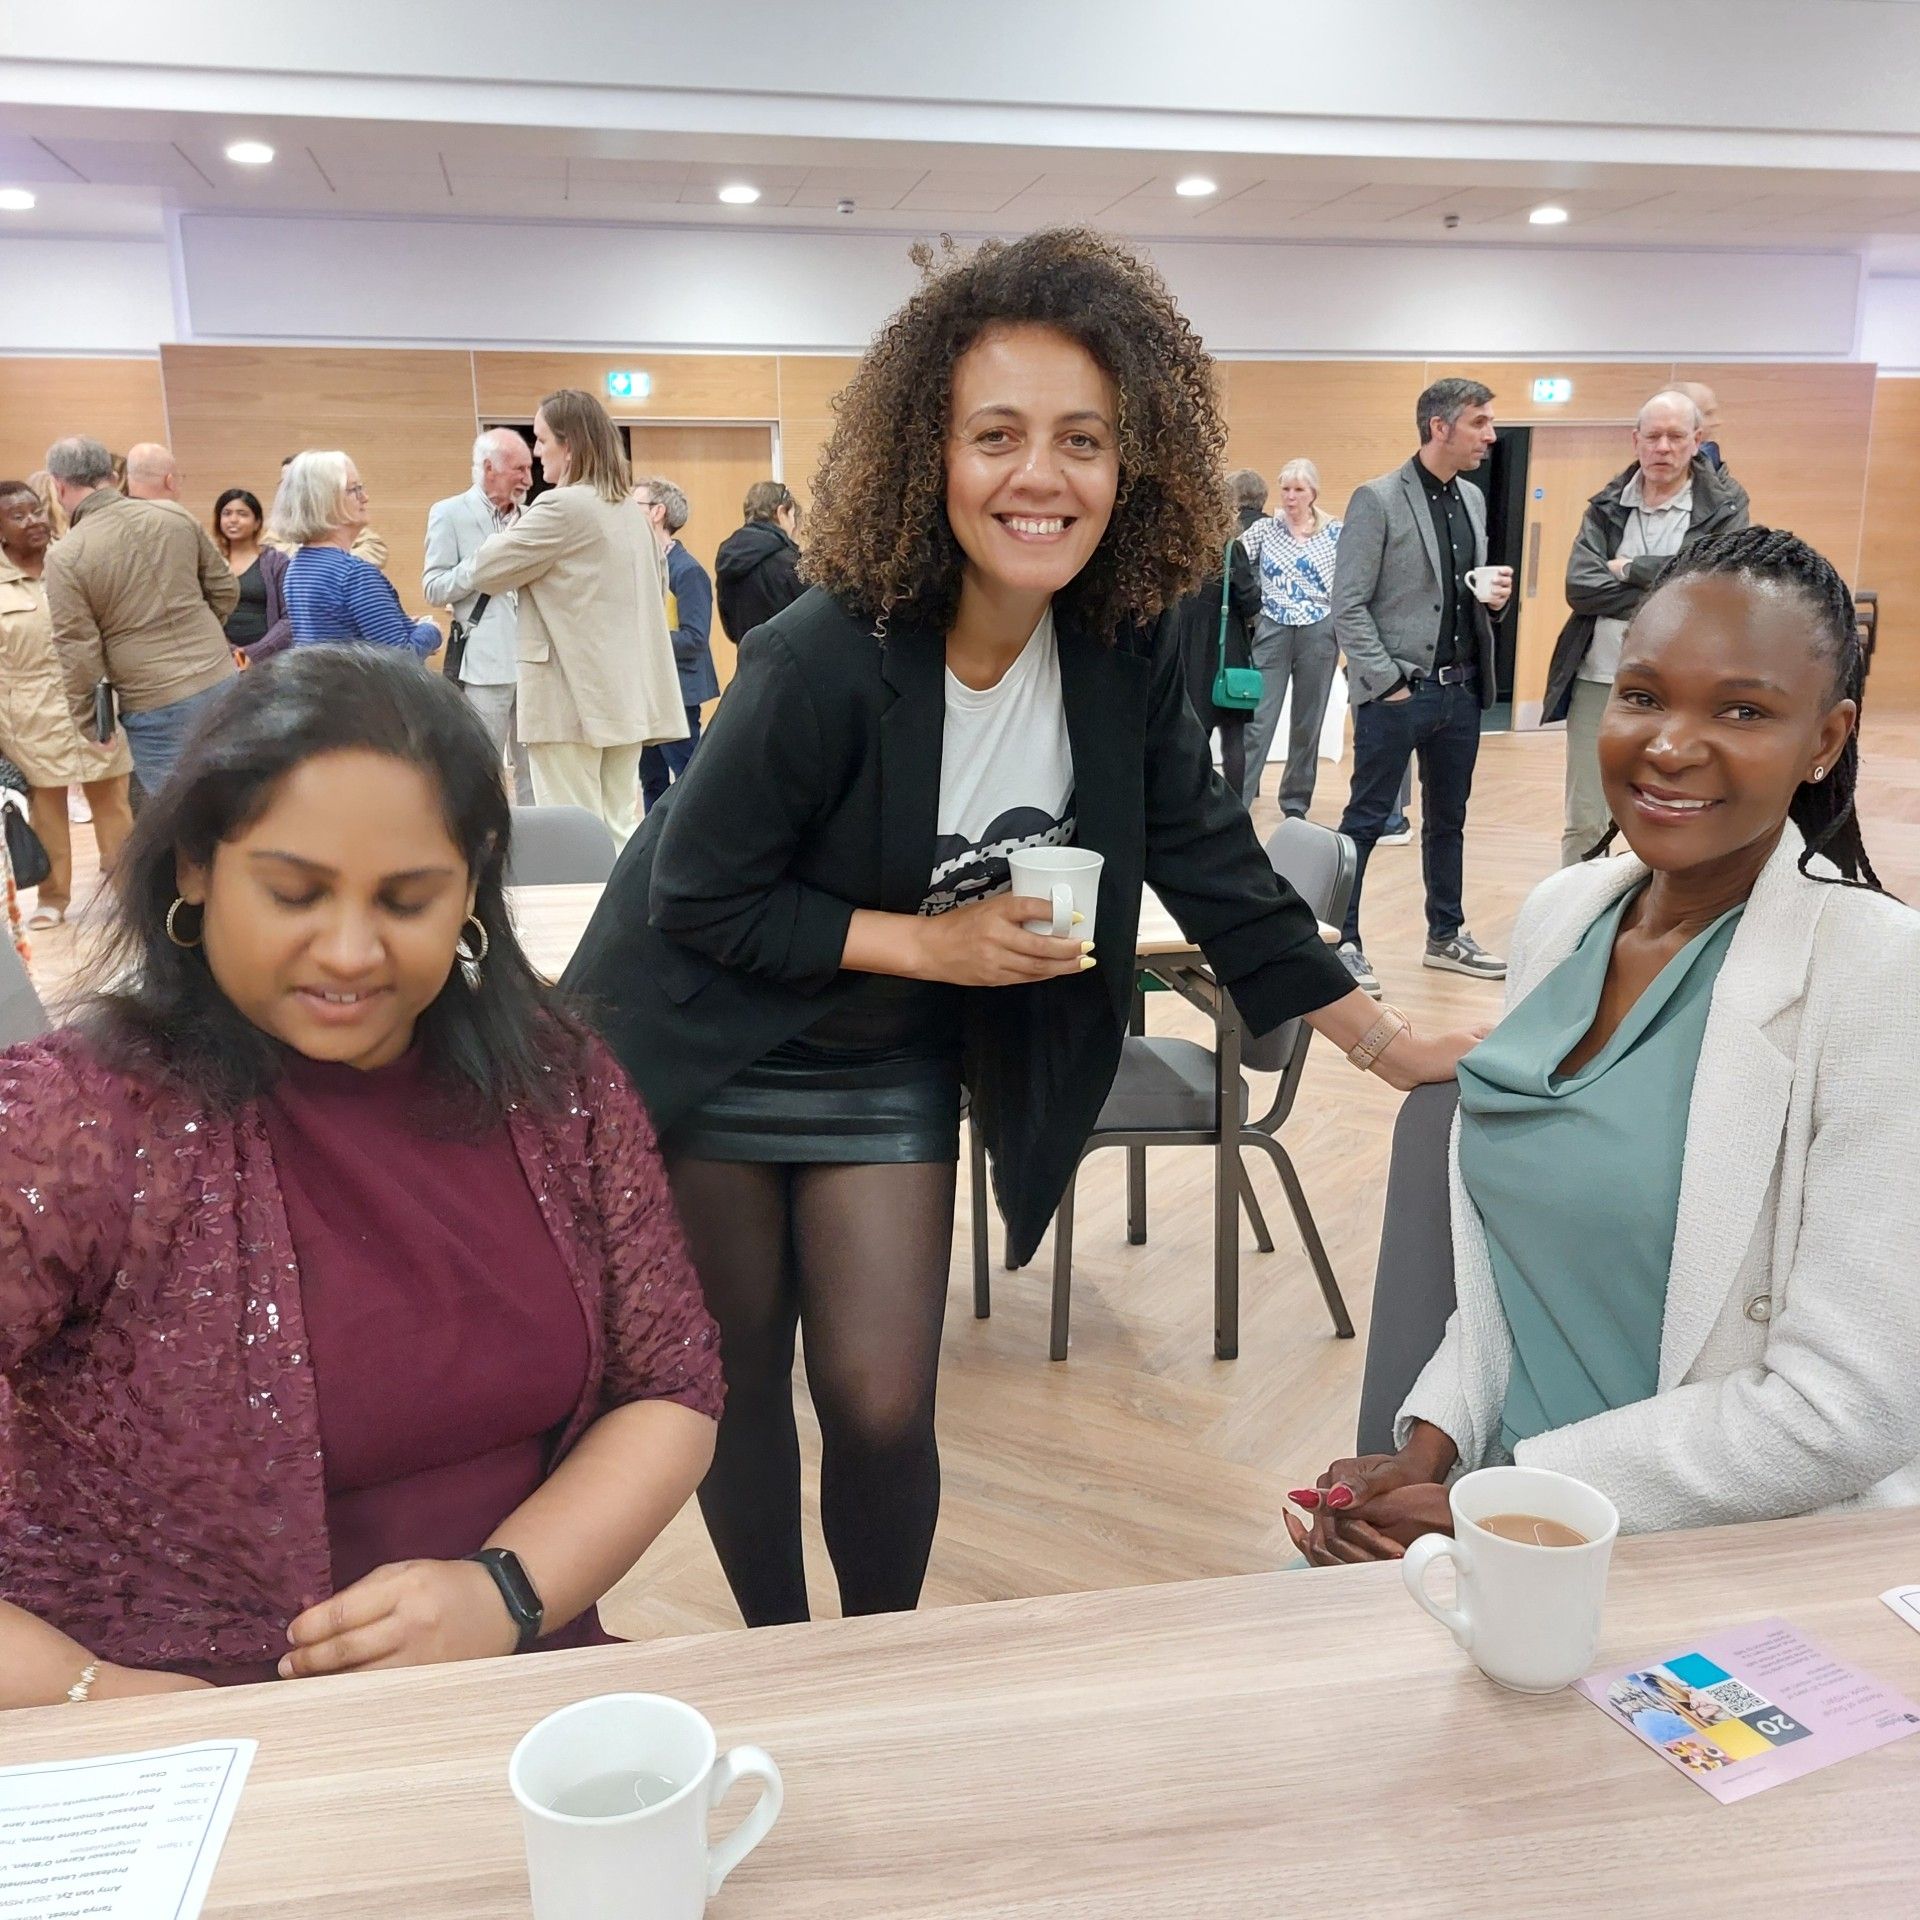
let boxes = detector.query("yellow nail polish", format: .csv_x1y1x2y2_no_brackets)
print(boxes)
1072,911,1085,925
1078,954,1097,970
1081,941,1095,954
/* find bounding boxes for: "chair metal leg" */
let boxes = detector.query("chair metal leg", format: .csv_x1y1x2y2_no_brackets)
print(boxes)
1250,1132,1354,1338
1237,1159,1275,1253
969,1117,991,1319
1049,1175,1077,1361
1214,1015,1241,1361
1126,1145,1147,1245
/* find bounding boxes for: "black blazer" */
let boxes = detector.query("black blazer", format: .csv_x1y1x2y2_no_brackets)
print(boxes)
562,587,1353,1264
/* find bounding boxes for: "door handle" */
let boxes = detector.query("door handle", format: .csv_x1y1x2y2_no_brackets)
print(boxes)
1525,521,1543,599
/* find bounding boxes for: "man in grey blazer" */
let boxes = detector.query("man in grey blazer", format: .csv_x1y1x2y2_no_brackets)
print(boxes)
1331,378,1513,997
424,428,535,803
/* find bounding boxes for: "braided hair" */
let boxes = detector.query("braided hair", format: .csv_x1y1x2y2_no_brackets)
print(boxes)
1588,525,1880,891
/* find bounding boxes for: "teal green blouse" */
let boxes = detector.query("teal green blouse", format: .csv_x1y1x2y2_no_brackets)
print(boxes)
1456,886,1744,1459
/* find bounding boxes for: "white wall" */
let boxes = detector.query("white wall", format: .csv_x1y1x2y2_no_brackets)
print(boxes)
0,237,175,352
1861,276,1920,373
175,213,1865,360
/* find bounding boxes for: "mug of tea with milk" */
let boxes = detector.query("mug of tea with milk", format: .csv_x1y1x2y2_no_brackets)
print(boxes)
1401,1465,1620,1693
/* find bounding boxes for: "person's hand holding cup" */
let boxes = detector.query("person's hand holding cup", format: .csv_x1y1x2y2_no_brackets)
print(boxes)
1464,565,1514,612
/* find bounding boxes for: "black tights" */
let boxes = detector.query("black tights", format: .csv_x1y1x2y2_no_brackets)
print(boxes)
667,1156,957,1626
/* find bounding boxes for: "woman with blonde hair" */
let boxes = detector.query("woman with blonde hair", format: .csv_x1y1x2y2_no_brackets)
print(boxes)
277,452,440,657
1240,456,1344,816
441,389,682,847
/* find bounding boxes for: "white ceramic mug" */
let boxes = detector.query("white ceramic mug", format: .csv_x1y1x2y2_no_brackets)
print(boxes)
1464,565,1511,605
1401,1466,1620,1693
1007,845,1104,939
509,1693,783,1920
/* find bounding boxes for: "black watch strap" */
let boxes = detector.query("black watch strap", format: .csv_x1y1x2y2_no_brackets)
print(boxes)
466,1547,544,1651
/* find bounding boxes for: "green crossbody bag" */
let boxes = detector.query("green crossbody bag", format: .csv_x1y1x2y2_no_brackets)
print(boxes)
1211,536,1263,711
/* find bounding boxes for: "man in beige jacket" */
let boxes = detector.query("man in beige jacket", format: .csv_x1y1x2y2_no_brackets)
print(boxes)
440,390,682,848
43,435,237,795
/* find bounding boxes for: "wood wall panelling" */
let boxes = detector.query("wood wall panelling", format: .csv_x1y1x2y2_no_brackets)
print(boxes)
1860,375,1920,710
1672,361,1878,581
774,354,862,510
0,357,166,486
1220,360,1426,517
471,352,778,423
1421,360,1668,426
159,344,479,616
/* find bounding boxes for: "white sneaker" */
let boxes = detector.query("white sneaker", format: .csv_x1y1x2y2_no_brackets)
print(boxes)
67,790,91,825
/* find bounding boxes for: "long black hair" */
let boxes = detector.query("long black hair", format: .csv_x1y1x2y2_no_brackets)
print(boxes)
211,486,264,558
79,647,579,1115
1590,524,1880,891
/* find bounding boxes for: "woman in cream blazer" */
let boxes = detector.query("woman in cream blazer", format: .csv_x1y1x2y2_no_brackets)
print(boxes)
1291,528,1920,1558
446,391,683,848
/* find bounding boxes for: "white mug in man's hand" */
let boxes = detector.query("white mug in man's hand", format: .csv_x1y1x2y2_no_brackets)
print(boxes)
1007,845,1105,939
1464,565,1513,606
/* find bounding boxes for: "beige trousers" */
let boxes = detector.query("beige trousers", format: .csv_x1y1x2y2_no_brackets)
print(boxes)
527,742,643,851
1561,676,1614,867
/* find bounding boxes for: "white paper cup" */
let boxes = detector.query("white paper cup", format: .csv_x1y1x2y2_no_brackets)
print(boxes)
1007,846,1104,939
1401,1466,1620,1693
509,1693,782,1920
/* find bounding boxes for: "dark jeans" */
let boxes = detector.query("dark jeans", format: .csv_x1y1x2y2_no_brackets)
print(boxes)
1337,678,1482,949
639,706,703,813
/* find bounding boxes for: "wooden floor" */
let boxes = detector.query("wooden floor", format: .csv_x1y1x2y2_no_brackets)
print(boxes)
26,709,1920,1640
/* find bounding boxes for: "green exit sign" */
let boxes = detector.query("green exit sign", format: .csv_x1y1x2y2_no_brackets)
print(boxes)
1531,377,1573,405
606,370,653,400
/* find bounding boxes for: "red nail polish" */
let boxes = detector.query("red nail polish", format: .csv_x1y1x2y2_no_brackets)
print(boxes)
1326,1485,1356,1510
1288,1488,1322,1510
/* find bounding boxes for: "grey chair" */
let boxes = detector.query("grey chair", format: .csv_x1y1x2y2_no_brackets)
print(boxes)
503,804,618,887
972,818,1357,1362
0,935,50,1049
1354,1082,1460,1456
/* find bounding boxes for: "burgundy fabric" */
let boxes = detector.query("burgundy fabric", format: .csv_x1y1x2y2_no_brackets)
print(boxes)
262,1046,610,1662
0,1027,722,1680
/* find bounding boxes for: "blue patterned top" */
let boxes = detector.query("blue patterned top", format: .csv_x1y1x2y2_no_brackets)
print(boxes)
1240,516,1343,627
286,546,440,655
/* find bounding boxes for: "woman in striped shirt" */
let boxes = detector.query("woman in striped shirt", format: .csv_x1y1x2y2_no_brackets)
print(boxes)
274,452,440,657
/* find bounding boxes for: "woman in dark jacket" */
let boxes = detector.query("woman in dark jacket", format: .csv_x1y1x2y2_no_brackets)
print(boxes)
1170,508,1261,799
566,229,1478,1631
212,487,293,660
712,482,806,643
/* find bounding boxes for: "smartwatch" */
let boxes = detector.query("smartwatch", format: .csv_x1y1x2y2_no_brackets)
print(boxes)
466,1547,544,1651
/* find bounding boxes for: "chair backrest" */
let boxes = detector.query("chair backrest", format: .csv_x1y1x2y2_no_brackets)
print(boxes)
503,805,618,888
1354,1081,1459,1455
1237,819,1358,1076
0,936,50,1049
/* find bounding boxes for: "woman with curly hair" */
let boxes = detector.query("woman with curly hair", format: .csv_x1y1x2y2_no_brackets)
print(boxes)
567,228,1479,1627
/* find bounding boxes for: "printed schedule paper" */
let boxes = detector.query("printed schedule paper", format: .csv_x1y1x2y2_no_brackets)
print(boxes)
1577,1617,1920,1803
0,1739,255,1919
1883,1585,1920,1635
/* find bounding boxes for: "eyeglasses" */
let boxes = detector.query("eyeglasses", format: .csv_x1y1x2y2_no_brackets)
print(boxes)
344,483,369,499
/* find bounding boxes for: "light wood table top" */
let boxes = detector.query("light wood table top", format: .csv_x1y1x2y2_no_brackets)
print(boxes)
11,1510,1917,1917
507,882,607,981
509,882,1335,980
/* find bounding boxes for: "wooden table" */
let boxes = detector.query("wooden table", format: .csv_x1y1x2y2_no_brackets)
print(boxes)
11,1510,1917,1917
507,883,606,982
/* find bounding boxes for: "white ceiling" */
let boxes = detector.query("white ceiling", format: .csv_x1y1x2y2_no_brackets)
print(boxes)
6,107,1920,267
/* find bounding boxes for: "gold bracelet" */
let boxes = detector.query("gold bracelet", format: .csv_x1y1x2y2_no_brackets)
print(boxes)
66,1660,100,1705
1346,1006,1411,1073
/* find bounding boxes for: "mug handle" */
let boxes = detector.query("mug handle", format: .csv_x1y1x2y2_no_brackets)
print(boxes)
1402,1532,1473,1650
1047,882,1072,939
705,1744,784,1898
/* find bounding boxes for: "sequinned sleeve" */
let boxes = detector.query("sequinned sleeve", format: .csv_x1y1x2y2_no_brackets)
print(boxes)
582,1040,724,1423
0,1035,135,1376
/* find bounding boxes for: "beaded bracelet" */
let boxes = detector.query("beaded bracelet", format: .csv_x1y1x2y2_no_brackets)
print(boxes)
1346,1006,1411,1073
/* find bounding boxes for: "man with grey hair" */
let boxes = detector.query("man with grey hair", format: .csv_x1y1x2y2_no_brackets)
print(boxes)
1546,387,1749,864
42,434,237,795
424,426,535,801
1330,378,1512,996
631,475,716,812
124,441,183,504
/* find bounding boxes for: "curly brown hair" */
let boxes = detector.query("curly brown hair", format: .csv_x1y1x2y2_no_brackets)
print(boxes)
805,228,1232,637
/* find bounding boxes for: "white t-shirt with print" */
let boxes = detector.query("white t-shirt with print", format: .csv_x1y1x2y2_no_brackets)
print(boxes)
920,609,1076,917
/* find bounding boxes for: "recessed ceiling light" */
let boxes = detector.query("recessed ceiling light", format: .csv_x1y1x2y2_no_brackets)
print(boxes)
0,188,35,212
1528,204,1570,226
1175,176,1218,198
225,140,276,166
717,182,761,206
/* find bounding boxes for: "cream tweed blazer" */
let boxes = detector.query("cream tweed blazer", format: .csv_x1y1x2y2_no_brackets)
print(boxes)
1396,827,1920,1531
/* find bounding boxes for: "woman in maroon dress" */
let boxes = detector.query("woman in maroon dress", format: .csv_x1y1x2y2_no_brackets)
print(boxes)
0,647,722,1707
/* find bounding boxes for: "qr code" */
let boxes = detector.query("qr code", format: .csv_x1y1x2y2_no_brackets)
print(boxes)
1702,1678,1771,1716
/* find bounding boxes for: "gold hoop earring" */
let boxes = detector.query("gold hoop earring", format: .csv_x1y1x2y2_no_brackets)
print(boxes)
455,914,490,992
165,897,203,949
